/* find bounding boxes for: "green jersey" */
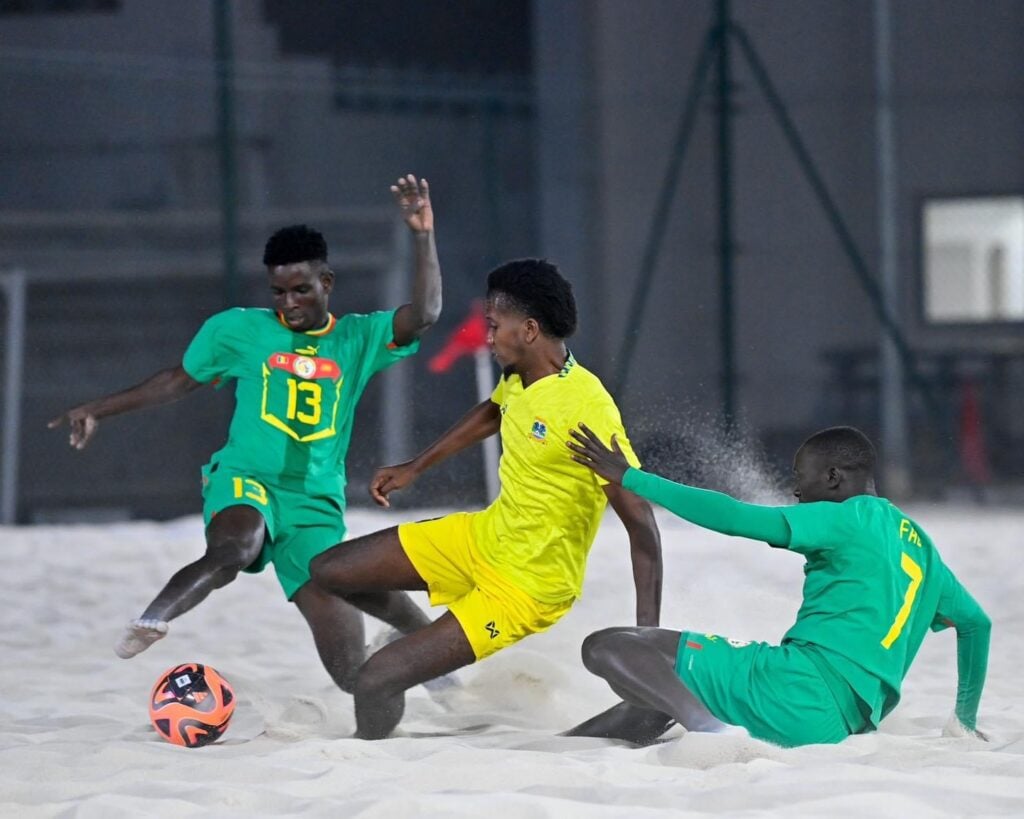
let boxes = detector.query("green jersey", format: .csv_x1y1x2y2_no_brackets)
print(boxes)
182,307,419,496
622,469,991,731
779,497,988,727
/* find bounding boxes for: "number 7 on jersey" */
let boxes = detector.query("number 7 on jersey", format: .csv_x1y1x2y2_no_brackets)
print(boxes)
881,552,923,649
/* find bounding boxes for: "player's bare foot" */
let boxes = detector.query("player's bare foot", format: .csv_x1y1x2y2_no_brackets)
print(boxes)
114,618,168,659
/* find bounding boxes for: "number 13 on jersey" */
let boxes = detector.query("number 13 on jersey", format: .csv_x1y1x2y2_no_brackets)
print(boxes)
286,378,322,424
260,362,342,442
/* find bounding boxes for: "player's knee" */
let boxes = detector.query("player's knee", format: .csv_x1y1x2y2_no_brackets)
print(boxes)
581,628,625,675
328,662,359,694
206,537,260,584
353,652,403,702
309,545,346,592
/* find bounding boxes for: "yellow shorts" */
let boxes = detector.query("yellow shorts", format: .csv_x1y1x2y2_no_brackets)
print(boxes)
398,512,572,661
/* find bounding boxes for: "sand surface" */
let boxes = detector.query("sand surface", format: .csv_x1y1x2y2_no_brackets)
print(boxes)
2,504,1022,817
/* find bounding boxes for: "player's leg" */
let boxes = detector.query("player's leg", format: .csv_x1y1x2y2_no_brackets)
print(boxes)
290,574,435,694
344,589,434,636
145,505,266,619
267,490,434,683
309,523,468,698
567,626,723,740
564,626,678,742
309,525,428,594
352,610,476,739
291,580,367,693
115,505,265,658
563,701,677,745
306,522,441,632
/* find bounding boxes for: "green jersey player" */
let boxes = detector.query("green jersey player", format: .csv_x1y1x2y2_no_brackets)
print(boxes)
49,175,442,695
563,425,991,747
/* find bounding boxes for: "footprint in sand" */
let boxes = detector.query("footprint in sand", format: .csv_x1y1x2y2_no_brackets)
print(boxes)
279,696,329,726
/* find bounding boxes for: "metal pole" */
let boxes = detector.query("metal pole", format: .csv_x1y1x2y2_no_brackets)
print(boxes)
482,99,502,268
873,0,911,497
1,270,27,524
715,0,736,428
612,31,718,396
730,25,938,421
474,348,500,502
214,0,239,306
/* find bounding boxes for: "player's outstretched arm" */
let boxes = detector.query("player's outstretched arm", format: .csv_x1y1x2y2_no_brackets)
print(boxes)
390,174,442,347
935,573,991,739
605,485,662,627
48,365,203,450
952,611,991,739
369,398,501,507
569,423,791,545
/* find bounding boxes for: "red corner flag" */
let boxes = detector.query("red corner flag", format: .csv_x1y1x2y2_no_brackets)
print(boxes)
428,300,500,501
429,300,489,374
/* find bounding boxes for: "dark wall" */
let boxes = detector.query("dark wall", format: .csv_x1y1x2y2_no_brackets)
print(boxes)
3,0,1023,520
534,0,1024,489
0,1,535,520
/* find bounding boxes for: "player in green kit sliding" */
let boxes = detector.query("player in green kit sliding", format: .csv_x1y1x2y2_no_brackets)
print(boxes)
563,425,991,747
49,175,442,695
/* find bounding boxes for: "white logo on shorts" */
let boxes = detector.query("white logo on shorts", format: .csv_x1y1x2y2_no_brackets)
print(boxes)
727,638,751,648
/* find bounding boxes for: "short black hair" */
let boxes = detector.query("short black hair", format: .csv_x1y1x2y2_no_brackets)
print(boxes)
486,258,578,339
263,225,328,267
800,426,876,473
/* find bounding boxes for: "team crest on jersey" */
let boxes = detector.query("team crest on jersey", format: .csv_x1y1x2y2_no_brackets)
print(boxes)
530,418,548,442
293,356,317,379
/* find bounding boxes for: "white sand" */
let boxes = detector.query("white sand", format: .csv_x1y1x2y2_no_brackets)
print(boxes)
2,504,1022,817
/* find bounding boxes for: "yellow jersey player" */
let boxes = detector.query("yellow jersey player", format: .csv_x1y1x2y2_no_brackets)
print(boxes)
311,258,663,739
49,175,442,697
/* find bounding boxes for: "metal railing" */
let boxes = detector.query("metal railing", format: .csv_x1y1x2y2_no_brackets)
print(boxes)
1,268,26,524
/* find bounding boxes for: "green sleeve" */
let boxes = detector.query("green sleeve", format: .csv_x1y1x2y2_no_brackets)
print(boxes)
309,309,419,408
352,311,415,374
622,468,791,546
182,308,247,384
931,567,991,730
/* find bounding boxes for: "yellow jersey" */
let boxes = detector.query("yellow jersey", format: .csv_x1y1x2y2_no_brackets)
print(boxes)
471,353,640,604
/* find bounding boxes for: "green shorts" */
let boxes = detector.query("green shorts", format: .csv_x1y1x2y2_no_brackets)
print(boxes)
675,632,852,747
201,464,346,600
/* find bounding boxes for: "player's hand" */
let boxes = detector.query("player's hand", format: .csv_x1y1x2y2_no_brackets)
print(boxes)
391,174,433,234
48,406,99,450
567,423,630,485
942,712,988,741
369,460,421,508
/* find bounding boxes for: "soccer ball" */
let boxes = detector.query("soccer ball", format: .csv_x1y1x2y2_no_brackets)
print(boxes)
148,663,235,747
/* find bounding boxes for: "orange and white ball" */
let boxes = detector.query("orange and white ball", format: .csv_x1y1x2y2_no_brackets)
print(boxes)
148,663,235,747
